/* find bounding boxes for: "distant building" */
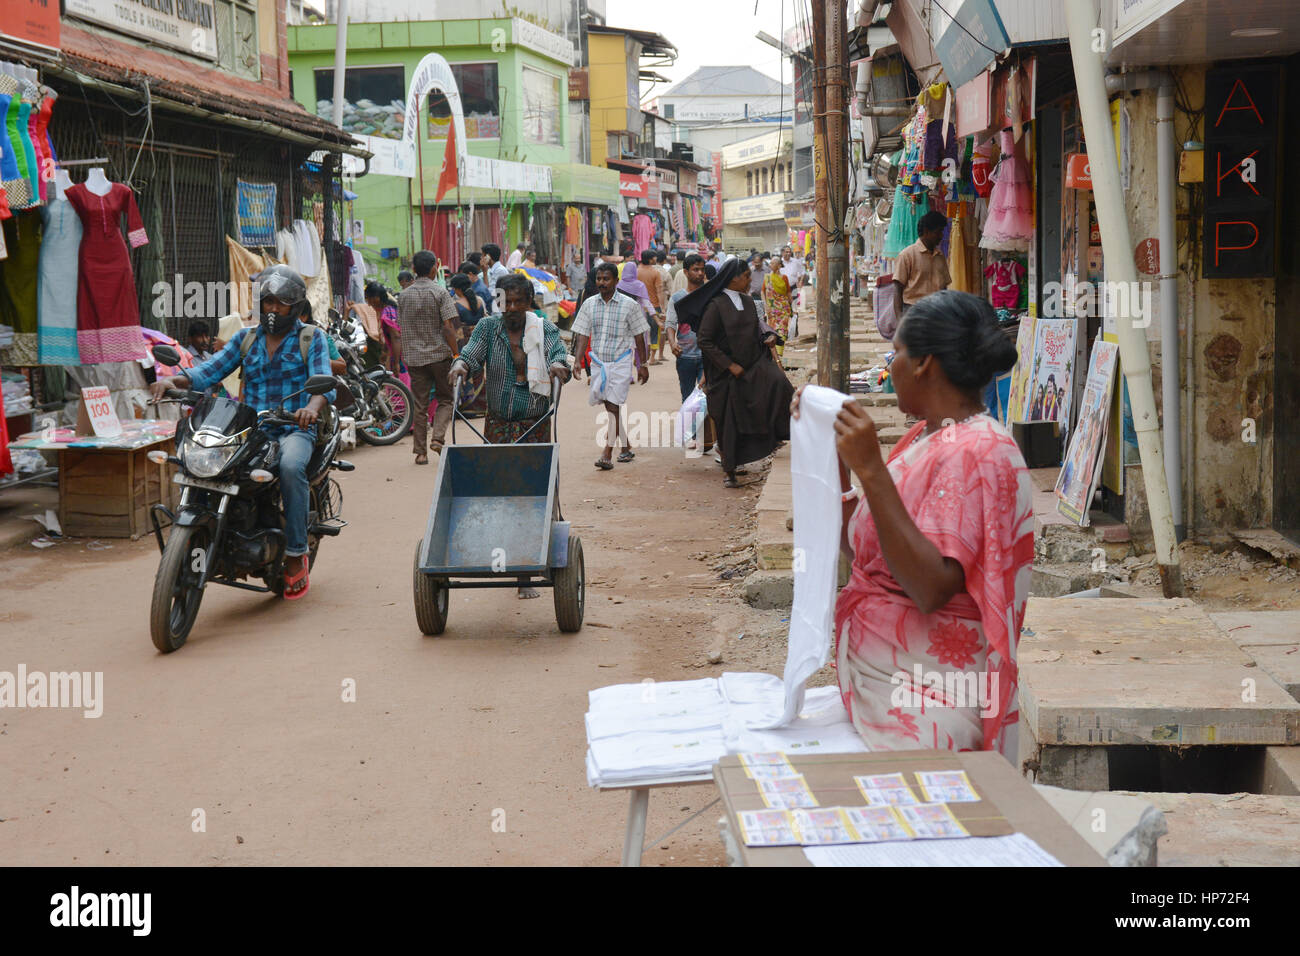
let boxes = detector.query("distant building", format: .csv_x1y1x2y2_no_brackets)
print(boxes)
720,128,793,253
651,66,792,155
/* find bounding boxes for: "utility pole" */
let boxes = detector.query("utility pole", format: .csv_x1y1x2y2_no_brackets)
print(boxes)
824,0,850,393
812,1,850,392
810,0,830,384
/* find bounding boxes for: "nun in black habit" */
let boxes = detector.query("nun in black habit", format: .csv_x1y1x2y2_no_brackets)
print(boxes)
675,257,793,487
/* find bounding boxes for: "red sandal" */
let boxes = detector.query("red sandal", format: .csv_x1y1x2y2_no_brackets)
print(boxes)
283,559,310,600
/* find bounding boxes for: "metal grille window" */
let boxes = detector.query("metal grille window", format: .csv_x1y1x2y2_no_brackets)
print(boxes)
216,0,260,81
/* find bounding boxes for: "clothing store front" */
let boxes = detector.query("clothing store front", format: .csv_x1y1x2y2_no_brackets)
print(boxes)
0,47,361,492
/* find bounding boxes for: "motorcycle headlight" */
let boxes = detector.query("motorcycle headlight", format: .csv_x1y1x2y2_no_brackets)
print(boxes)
182,443,239,478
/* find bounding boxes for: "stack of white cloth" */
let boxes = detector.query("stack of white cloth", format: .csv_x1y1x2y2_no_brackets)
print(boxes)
0,324,13,348
2,371,32,413
585,673,867,788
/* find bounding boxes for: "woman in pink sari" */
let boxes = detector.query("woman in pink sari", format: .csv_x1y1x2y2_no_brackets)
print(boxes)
793,290,1033,760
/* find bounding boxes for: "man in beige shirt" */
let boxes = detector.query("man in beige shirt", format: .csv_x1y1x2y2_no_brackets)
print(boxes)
893,211,951,314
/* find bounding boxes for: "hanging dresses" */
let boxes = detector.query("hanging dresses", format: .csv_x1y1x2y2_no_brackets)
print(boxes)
66,182,150,364
979,130,1033,253
0,209,41,366
37,192,82,365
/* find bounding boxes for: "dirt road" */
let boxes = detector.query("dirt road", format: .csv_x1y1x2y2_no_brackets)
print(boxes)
0,363,778,866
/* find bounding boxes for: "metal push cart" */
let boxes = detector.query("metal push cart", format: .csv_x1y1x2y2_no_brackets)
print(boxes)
413,379,584,634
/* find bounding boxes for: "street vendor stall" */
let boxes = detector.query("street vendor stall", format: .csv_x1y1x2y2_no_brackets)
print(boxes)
7,419,179,539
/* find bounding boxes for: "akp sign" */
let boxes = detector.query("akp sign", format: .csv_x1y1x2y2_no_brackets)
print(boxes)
1204,64,1279,279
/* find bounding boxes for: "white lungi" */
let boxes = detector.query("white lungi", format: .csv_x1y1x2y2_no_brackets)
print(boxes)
587,349,634,407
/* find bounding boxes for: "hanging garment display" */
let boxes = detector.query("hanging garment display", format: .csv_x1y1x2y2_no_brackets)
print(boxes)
631,212,653,258
564,206,582,245
985,258,1026,309
37,191,82,365
28,86,56,204
66,181,150,364
0,74,35,210
979,130,1033,252
0,209,41,365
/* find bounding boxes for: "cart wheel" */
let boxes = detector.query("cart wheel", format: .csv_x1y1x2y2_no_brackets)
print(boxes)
553,535,584,633
413,539,449,636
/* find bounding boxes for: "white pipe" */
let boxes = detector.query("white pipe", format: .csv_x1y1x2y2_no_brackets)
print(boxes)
1065,0,1183,596
331,0,348,130
1156,84,1183,540
1104,71,1184,541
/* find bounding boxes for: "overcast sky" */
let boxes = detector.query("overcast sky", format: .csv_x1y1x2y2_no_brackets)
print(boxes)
605,0,810,101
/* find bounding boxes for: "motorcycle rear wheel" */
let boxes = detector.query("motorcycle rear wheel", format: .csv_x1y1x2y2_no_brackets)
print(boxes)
149,524,209,653
358,376,414,445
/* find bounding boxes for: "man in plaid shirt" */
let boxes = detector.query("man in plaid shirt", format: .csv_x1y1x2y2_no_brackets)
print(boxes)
449,275,569,444
571,261,650,470
399,250,460,463
150,265,332,599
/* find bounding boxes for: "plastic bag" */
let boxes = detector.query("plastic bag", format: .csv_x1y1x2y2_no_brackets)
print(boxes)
874,274,901,340
678,385,707,457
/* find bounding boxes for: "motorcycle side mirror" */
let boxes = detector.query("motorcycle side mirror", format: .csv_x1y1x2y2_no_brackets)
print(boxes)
152,345,181,366
304,374,336,396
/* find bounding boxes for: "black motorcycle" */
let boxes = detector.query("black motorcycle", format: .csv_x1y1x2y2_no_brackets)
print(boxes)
146,345,353,653
328,309,413,445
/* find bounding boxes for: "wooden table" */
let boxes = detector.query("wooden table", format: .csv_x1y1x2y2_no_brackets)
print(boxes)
714,750,1106,867
7,421,180,539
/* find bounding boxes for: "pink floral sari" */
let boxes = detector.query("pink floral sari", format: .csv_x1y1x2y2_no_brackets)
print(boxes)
833,415,1034,759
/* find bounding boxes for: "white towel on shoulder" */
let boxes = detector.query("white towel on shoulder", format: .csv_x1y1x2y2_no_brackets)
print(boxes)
523,314,550,398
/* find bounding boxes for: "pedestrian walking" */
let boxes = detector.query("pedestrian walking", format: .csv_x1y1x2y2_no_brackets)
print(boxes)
399,250,460,464
482,243,509,308
678,258,792,488
892,210,951,317
636,250,666,364
571,262,650,471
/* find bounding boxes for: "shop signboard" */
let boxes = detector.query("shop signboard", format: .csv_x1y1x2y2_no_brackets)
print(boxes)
619,174,648,199
1064,153,1092,189
513,18,575,66
3,0,60,50
1203,63,1279,279
723,194,786,225
65,0,218,60
932,0,1009,89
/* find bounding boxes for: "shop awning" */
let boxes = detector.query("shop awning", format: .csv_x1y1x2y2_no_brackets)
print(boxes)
41,23,366,157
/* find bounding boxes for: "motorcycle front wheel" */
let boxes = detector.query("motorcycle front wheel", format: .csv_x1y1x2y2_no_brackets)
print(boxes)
357,375,414,445
149,524,209,653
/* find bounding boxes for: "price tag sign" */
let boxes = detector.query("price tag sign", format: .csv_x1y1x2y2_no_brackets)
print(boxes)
81,386,122,438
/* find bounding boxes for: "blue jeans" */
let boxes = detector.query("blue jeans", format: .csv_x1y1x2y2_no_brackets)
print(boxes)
278,429,314,557
675,353,702,402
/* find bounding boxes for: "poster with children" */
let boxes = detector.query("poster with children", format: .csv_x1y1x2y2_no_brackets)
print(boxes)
1055,340,1120,526
1024,319,1076,431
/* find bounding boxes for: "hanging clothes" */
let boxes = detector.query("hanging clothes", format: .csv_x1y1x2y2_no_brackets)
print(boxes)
631,213,653,259
0,74,35,210
38,192,82,365
979,130,1033,253
985,258,1026,309
66,182,150,364
564,206,582,246
293,220,318,276
0,209,41,366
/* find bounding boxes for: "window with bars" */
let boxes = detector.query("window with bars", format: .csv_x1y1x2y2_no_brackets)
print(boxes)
215,0,260,81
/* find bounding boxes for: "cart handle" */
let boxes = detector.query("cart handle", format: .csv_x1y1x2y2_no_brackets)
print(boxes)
450,374,563,446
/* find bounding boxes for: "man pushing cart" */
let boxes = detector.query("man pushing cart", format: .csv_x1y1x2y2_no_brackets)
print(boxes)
412,274,584,635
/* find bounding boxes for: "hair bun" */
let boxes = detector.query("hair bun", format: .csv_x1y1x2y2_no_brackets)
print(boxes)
970,319,1018,382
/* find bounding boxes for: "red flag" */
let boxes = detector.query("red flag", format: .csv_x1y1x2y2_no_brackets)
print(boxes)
435,121,458,202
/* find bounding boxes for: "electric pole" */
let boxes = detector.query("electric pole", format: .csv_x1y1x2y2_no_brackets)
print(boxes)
812,1,850,392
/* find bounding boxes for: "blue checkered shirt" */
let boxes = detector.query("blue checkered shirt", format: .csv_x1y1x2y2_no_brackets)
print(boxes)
186,321,333,433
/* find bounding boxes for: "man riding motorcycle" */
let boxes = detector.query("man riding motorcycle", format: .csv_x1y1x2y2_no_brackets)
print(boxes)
150,264,333,600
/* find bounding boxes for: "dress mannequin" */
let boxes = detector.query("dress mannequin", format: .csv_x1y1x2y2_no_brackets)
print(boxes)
85,167,111,196
54,167,72,200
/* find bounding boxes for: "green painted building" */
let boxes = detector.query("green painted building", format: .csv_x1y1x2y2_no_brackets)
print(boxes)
288,18,620,288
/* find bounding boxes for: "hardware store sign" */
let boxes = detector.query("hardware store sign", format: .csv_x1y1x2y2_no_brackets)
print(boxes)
66,0,218,60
